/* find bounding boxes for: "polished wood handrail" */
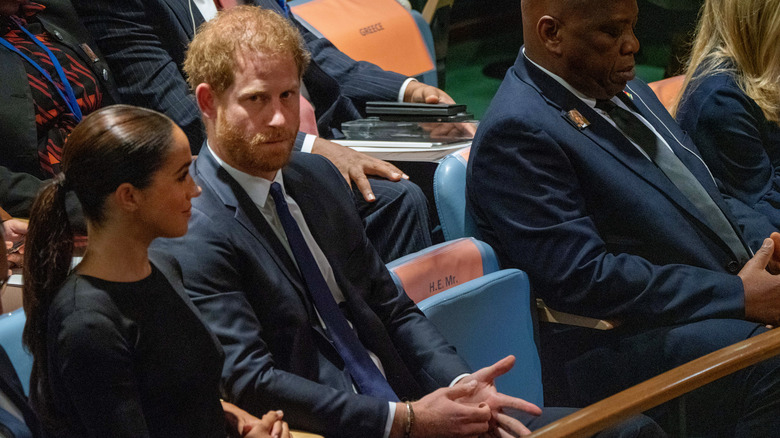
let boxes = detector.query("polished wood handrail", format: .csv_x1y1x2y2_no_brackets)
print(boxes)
528,328,780,437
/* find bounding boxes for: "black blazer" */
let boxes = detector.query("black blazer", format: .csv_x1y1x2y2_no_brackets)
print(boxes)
153,150,470,437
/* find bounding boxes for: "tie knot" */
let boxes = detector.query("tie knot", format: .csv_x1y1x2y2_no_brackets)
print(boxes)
595,99,617,113
269,181,285,205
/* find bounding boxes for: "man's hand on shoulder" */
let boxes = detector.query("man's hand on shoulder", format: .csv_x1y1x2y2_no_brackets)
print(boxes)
403,80,455,104
310,137,408,202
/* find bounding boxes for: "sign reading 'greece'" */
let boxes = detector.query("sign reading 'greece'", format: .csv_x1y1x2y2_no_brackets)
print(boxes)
359,22,385,36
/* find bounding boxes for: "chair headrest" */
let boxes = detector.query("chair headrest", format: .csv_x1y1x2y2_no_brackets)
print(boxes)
386,237,499,303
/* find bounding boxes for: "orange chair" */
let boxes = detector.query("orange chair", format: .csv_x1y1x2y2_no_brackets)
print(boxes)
647,75,684,114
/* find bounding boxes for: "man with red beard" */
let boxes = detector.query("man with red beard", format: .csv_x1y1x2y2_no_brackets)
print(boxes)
152,5,664,438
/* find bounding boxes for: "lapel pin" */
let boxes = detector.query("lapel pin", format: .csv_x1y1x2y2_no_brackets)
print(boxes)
566,109,590,130
623,91,634,101
80,43,99,63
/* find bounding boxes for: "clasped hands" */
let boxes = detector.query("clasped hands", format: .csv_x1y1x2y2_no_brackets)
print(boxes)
739,232,780,327
402,355,542,438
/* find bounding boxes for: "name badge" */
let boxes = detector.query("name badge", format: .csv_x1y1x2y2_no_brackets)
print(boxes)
566,109,590,130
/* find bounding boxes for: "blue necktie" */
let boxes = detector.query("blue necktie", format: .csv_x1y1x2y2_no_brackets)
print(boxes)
269,182,399,401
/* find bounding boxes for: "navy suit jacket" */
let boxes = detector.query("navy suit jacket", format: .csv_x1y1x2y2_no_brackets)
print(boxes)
676,68,780,229
467,51,777,327
71,0,407,150
0,0,117,220
153,150,469,437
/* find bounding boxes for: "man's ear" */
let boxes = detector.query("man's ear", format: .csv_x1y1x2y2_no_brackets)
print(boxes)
538,15,564,56
113,182,142,213
195,83,217,121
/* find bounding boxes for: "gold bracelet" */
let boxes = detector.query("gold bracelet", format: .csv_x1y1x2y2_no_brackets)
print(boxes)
404,401,414,438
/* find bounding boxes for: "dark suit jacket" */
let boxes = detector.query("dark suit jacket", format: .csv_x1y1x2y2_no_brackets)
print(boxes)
676,67,780,229
0,0,118,220
467,51,777,327
71,0,407,150
0,347,40,438
153,150,469,437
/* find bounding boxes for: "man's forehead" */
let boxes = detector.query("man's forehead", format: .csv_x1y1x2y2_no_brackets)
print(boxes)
234,48,286,68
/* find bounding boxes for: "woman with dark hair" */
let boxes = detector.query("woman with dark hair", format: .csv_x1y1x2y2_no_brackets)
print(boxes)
21,104,290,438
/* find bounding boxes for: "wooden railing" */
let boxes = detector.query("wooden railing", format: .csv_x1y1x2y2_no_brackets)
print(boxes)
528,328,780,437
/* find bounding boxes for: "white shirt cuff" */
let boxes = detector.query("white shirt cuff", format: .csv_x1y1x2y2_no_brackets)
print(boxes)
398,78,417,102
301,134,317,153
450,373,471,387
383,401,396,438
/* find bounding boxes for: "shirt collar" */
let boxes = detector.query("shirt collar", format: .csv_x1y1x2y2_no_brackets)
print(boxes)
206,143,284,208
523,47,602,109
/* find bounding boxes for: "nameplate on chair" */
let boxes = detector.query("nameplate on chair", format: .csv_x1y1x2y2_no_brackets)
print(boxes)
290,0,434,78
390,238,484,303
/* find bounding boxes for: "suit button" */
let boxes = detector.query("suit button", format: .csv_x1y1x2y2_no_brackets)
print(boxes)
102,69,109,81
726,260,740,274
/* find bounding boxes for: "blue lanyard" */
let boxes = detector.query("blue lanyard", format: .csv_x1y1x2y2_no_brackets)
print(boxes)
276,0,291,17
0,17,82,121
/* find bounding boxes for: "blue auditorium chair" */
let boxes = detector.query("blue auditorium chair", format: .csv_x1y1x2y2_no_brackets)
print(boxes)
387,237,543,406
416,269,544,406
432,147,476,241
0,311,31,396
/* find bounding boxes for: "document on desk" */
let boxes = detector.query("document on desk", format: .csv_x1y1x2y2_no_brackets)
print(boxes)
332,140,472,162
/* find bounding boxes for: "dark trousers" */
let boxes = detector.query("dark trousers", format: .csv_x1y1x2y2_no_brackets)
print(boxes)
353,177,432,263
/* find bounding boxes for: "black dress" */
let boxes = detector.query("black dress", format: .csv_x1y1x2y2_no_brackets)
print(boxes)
44,255,226,437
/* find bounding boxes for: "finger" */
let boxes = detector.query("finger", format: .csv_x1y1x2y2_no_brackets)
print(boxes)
271,420,283,438
447,379,481,399
424,93,440,104
362,160,406,181
260,411,279,427
474,355,516,382
495,412,532,437
490,393,542,416
280,421,290,438
771,232,780,261
749,238,773,270
435,91,456,105
351,171,376,202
